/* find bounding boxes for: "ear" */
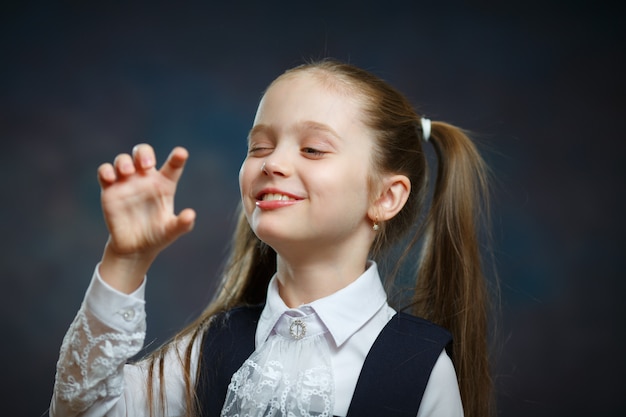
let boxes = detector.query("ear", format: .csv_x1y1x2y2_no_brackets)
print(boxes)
368,174,411,222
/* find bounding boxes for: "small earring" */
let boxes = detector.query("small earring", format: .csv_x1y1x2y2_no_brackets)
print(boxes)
372,218,380,232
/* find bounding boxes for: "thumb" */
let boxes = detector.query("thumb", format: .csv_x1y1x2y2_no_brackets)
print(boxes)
166,208,196,240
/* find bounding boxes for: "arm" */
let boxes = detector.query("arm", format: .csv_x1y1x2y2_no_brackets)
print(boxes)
50,267,203,417
50,266,146,417
416,350,464,417
50,145,196,416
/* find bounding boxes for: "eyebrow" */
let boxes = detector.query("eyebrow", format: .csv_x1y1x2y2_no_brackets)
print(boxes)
248,121,342,142
295,121,342,140
247,124,272,143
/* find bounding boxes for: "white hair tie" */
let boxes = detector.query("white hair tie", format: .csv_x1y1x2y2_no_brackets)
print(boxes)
421,117,431,142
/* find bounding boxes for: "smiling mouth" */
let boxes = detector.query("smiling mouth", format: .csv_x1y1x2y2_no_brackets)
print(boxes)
260,193,297,201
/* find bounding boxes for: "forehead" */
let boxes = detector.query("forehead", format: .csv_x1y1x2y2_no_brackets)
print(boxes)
253,72,366,130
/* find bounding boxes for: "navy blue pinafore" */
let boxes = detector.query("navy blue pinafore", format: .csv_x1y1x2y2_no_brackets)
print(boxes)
195,305,452,417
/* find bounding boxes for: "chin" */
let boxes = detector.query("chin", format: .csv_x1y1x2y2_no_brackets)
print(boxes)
252,226,311,255
251,223,286,245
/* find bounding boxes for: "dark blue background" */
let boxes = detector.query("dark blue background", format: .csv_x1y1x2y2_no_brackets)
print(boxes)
2,1,624,416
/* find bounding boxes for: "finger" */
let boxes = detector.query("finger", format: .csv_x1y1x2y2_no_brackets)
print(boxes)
177,208,197,232
167,208,197,239
132,143,156,171
160,147,189,183
114,153,135,177
97,163,117,187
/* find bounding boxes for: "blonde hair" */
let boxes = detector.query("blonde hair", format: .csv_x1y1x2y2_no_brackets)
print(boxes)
144,59,495,417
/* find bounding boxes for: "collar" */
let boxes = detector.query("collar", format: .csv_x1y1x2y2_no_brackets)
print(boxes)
255,261,388,349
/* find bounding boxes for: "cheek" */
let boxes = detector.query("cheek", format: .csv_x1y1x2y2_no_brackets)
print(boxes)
238,159,256,211
238,161,246,192
318,169,371,212
239,158,256,191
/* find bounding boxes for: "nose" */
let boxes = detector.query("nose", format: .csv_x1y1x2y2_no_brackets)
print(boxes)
262,151,291,177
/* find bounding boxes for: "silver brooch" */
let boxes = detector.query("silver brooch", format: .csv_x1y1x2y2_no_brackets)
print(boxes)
289,319,307,340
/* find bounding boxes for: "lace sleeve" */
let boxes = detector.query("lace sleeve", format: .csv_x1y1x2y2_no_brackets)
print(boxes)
50,269,147,416
52,301,145,414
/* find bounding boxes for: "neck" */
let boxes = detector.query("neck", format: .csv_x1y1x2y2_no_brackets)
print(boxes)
275,248,370,308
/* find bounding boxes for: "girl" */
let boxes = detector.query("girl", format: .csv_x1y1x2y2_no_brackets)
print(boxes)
50,60,493,417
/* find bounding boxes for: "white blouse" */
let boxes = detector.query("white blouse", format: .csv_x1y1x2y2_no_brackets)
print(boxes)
49,262,463,417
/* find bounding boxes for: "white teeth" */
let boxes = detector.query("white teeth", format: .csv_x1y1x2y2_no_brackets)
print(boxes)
262,193,295,201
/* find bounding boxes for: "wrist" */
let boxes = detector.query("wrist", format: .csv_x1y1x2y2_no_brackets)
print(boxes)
99,242,156,294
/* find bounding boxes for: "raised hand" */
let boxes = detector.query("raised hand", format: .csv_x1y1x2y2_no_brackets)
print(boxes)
97,144,196,293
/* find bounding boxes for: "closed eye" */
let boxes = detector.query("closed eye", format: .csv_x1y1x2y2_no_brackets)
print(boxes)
302,147,326,157
248,146,273,156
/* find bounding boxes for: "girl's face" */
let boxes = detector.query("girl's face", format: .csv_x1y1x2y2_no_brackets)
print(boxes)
239,72,377,256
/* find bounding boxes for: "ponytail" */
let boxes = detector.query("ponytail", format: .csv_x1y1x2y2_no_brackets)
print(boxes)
413,121,493,417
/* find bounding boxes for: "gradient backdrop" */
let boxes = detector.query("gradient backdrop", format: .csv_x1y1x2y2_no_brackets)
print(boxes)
2,1,624,416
